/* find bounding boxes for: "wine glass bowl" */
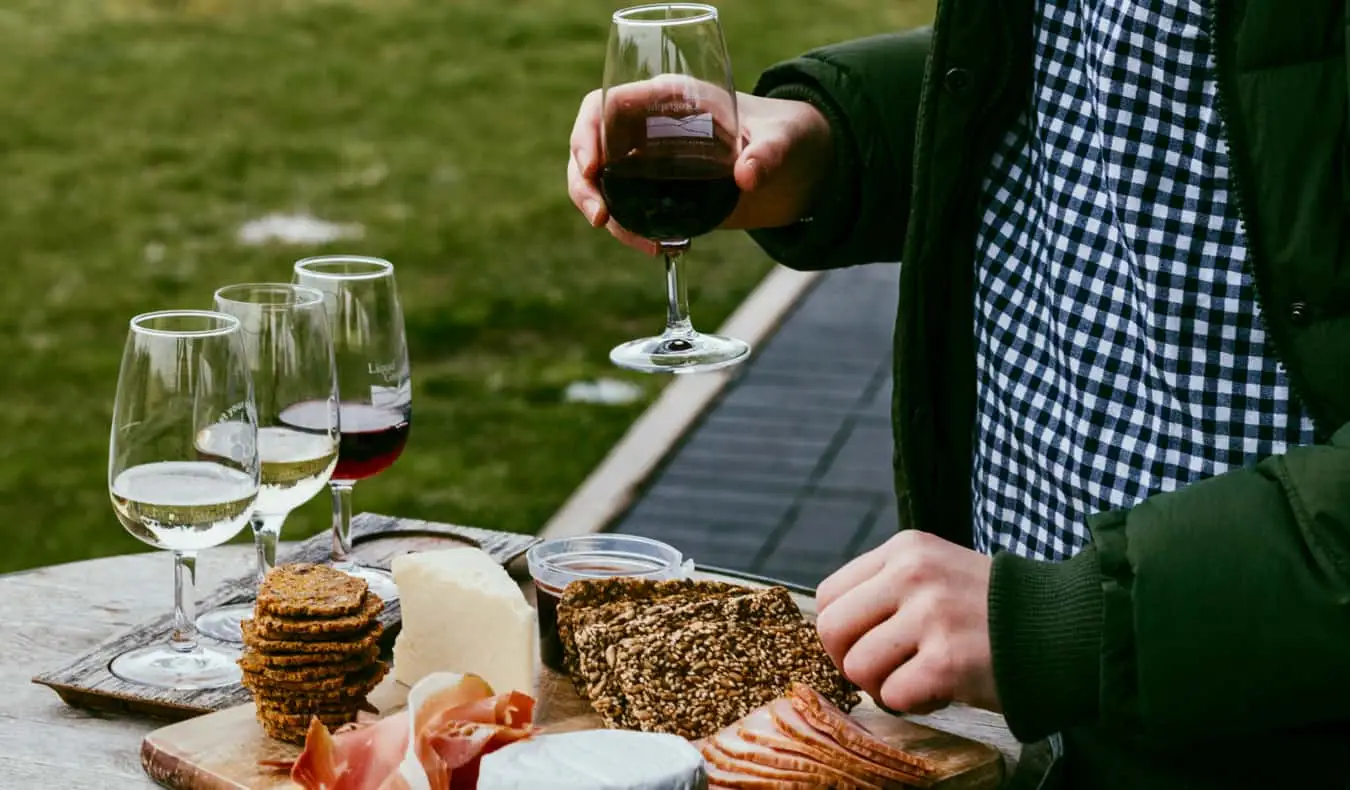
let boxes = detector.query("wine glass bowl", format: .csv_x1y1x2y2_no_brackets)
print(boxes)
293,255,411,603
194,284,340,644
601,3,751,373
108,309,260,689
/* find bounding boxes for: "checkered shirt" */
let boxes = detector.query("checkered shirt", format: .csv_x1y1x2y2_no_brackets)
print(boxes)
970,0,1316,561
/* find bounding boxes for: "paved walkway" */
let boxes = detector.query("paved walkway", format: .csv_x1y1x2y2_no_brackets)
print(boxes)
612,262,900,589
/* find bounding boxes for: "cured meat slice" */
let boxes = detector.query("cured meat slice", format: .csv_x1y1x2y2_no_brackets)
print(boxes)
734,702,891,788
789,682,937,777
704,762,819,790
760,699,927,788
724,707,883,789
280,672,536,790
710,717,856,788
699,737,831,786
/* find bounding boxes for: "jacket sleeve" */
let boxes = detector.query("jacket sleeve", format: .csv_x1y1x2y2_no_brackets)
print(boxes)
988,424,1350,743
744,29,932,271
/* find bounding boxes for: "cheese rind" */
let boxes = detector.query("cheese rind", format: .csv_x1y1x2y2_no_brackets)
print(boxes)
477,730,709,790
390,548,538,696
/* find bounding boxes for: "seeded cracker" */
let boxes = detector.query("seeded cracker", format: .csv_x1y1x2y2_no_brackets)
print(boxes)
557,579,859,741
241,619,384,654
255,563,367,618
239,650,376,682
237,644,379,669
556,577,742,674
251,591,384,639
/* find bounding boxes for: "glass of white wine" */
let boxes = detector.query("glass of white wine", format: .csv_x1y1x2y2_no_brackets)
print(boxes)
108,310,260,689
194,284,340,644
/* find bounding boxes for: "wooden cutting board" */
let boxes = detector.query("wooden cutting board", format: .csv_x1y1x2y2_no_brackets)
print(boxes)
141,572,1006,789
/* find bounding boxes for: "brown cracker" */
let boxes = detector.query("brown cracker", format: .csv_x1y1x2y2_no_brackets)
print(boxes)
243,662,387,695
251,592,384,639
241,619,383,654
255,563,367,618
257,707,359,731
556,578,742,674
237,645,379,669
258,718,309,745
238,650,376,682
256,696,376,716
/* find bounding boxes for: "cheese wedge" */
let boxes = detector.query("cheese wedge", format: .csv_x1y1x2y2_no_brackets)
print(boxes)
390,548,538,696
478,730,709,789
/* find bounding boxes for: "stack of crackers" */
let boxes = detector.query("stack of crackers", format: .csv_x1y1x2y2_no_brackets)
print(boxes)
238,563,389,744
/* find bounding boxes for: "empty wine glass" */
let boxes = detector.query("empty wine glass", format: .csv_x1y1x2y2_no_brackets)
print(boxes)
108,310,260,689
601,3,750,373
195,284,340,643
292,256,410,603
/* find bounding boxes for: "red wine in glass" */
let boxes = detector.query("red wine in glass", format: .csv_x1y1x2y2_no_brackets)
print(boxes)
599,3,751,374
600,155,740,241
280,401,410,483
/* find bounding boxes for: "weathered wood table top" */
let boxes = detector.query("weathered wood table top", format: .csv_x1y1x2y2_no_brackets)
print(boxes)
0,536,1049,789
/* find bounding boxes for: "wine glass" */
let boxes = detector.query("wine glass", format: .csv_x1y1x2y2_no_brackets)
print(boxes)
600,3,750,374
292,256,410,603
194,284,340,643
108,310,260,688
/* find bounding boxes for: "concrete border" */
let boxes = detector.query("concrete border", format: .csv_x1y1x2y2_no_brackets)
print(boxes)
539,264,823,541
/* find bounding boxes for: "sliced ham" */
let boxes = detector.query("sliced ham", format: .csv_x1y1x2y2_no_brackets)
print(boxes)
730,707,884,789
789,682,937,777
277,672,536,790
704,761,819,790
710,715,858,788
699,736,828,786
761,698,928,788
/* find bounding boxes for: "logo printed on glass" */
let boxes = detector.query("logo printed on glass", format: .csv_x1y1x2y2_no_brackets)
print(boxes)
646,113,714,140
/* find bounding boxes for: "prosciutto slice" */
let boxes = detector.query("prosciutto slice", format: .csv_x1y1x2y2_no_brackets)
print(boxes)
788,682,937,777
703,762,819,790
277,672,536,790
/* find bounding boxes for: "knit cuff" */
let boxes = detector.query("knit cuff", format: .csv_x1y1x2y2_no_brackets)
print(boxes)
988,546,1105,743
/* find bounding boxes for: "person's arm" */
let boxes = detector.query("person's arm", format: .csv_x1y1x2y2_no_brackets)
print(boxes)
746,29,932,271
989,424,1350,743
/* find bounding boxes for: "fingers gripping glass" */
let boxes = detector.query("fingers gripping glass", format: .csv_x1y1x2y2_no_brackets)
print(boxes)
293,256,411,603
602,3,751,374
195,284,341,643
108,310,261,689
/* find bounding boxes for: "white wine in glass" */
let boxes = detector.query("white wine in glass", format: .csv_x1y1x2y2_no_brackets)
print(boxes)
194,284,340,644
108,310,260,689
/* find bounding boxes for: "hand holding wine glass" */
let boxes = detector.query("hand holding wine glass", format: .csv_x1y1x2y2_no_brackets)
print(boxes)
108,310,260,689
592,3,755,374
194,284,340,644
567,8,835,255
292,256,411,603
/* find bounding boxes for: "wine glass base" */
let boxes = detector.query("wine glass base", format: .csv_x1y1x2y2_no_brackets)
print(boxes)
331,562,400,602
109,644,242,690
195,603,252,644
610,331,750,374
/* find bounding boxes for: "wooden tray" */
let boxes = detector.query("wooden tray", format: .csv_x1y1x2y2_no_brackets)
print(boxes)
140,572,1006,789
32,513,539,721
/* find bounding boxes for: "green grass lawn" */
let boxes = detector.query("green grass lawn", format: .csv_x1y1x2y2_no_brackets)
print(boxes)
0,0,933,574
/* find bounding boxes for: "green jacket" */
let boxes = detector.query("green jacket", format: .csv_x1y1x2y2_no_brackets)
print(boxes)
747,1,1350,787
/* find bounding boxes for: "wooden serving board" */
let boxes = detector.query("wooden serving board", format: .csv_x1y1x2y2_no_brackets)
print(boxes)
141,571,1006,789
33,513,540,721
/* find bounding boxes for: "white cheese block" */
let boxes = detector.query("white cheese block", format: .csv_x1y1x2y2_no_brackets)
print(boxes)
477,730,709,790
390,548,538,696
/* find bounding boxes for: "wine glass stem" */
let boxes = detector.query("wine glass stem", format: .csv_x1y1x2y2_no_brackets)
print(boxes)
251,513,286,584
171,550,200,654
662,240,694,336
329,482,356,568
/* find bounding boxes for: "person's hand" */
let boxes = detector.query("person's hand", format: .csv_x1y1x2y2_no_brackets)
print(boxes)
567,83,834,255
815,531,1000,715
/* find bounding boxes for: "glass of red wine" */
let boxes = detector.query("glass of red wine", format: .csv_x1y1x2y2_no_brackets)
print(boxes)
601,3,750,374
292,256,411,603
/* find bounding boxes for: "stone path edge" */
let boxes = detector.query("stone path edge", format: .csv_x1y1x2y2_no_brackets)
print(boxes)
539,264,824,542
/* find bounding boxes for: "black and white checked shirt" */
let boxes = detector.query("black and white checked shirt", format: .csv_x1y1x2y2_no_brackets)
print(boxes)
970,0,1315,560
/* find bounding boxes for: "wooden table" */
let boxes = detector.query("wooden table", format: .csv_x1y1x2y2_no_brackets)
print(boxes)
0,539,1052,788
